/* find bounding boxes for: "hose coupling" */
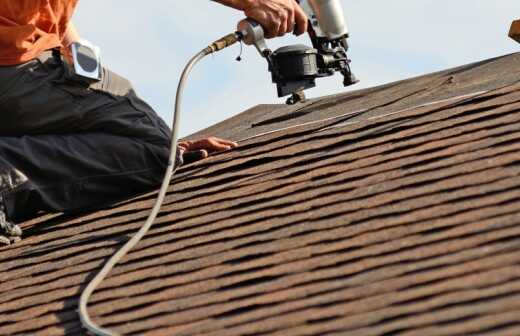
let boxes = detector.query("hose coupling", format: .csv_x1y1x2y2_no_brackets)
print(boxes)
204,32,244,54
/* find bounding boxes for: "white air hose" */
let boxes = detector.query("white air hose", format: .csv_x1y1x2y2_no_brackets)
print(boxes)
79,32,243,336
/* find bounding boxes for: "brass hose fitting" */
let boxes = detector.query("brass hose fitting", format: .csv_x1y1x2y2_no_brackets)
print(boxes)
205,32,244,54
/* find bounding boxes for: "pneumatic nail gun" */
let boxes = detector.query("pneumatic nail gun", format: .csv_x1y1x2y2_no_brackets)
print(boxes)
238,0,359,104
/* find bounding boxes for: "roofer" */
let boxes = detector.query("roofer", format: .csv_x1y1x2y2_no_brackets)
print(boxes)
0,0,308,245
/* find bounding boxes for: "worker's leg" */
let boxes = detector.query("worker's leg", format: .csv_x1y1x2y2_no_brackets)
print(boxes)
0,51,171,144
0,133,169,223
0,51,174,223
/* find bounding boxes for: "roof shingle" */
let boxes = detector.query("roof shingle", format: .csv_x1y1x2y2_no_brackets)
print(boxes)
1,52,520,335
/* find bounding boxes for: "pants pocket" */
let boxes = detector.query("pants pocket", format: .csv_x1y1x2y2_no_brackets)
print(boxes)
0,61,36,103
0,62,87,135
50,75,92,100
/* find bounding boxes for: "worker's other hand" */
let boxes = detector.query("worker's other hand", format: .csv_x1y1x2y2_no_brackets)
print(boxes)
242,0,308,38
178,137,238,165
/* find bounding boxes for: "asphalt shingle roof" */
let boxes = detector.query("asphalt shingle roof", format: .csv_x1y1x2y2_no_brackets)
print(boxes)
1,52,520,335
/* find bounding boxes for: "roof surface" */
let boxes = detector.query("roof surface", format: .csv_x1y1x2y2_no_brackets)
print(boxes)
1,53,520,336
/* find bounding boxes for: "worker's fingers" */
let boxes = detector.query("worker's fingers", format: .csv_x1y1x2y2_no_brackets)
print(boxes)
244,8,273,38
178,141,192,150
183,137,238,153
285,5,296,36
207,137,238,148
201,138,233,153
265,12,281,38
277,8,290,37
215,138,239,148
293,4,308,36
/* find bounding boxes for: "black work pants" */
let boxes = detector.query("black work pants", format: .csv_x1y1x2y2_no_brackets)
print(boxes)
0,51,172,223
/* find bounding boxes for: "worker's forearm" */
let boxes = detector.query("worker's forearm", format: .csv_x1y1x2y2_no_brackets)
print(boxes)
62,22,81,47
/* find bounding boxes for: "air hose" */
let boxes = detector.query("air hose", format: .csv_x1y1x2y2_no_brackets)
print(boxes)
79,31,244,336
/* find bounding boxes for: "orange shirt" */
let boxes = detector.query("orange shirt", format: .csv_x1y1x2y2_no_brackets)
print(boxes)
0,0,78,65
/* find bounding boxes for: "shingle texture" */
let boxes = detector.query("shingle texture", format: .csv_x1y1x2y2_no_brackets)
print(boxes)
1,53,520,336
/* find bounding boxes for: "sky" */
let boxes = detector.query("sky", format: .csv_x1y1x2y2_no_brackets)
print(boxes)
73,1,520,137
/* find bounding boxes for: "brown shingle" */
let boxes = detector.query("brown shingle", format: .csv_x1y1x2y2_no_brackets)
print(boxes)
1,53,520,335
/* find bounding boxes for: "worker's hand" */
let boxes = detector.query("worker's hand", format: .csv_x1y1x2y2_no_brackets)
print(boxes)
178,137,238,165
243,0,308,38
215,0,308,38
60,22,80,64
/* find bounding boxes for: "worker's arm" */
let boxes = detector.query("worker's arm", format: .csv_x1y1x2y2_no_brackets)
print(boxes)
62,22,81,47
60,22,81,63
213,0,308,38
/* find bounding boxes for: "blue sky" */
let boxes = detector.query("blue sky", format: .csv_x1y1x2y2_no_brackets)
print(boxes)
73,1,519,137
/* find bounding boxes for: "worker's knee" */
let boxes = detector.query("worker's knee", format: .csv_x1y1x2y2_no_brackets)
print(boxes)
147,140,170,169
128,95,172,148
88,68,172,147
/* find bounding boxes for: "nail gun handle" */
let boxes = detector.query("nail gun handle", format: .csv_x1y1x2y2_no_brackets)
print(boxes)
237,19,271,56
